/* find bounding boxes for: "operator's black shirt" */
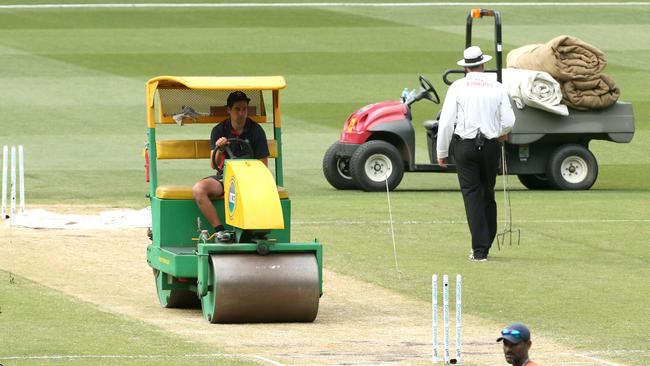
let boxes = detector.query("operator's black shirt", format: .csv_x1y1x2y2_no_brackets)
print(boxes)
210,118,269,159
210,118,269,168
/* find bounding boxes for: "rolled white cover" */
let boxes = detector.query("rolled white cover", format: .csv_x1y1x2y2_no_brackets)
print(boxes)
502,68,569,116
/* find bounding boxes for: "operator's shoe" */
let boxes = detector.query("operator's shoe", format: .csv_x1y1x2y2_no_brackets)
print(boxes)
215,230,234,243
468,254,488,262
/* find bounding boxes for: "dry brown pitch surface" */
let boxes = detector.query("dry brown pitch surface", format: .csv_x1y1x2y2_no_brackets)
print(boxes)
0,206,623,365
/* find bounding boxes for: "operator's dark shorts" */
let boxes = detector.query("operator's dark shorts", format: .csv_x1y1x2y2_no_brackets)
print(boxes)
203,174,223,184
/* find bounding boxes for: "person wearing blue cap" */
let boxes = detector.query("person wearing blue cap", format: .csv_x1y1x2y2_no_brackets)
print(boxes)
497,323,538,366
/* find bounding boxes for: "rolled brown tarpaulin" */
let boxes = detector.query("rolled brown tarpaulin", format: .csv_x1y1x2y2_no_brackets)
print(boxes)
561,74,620,110
506,35,607,81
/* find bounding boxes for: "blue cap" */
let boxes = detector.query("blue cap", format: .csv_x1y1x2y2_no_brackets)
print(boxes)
497,323,531,344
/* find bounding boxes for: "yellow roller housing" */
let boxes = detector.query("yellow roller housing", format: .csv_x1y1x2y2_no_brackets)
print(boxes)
224,160,284,230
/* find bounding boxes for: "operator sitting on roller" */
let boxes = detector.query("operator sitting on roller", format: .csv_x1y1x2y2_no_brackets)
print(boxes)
192,91,269,242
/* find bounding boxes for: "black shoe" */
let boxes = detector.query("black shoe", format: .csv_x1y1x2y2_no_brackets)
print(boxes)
468,254,488,262
215,230,235,243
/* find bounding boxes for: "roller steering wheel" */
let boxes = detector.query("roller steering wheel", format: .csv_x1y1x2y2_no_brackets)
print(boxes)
212,137,255,174
418,75,440,104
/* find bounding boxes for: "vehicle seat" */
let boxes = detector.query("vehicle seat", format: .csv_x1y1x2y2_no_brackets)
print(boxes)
155,185,289,200
152,139,287,200
423,120,438,131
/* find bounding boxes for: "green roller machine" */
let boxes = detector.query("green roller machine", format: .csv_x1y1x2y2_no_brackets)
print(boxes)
144,76,323,323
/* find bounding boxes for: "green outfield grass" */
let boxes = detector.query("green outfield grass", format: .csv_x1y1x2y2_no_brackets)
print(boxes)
0,2,648,365
0,271,257,366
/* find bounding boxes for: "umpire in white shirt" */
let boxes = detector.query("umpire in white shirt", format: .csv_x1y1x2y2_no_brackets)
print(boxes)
437,46,516,261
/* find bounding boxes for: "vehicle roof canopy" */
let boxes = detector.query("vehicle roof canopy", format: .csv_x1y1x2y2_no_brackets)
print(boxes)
147,76,286,95
146,76,286,125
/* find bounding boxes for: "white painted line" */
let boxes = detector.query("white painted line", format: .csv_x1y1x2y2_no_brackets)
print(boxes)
583,350,650,355
252,355,287,366
564,353,621,366
293,219,650,225
1,2,650,10
2,353,239,361
1,354,232,360
0,353,285,365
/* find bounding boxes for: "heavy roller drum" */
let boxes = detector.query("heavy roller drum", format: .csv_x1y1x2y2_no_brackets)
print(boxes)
201,253,320,323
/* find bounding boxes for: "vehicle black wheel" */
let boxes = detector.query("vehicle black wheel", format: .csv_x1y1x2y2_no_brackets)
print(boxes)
546,144,598,190
517,174,552,190
323,143,357,190
350,140,404,192
153,269,200,309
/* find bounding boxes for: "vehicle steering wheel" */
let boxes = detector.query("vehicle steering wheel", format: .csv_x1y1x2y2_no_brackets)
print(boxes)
418,75,440,104
212,137,255,174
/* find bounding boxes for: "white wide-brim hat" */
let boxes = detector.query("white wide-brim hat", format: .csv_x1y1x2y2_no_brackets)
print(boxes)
457,46,492,67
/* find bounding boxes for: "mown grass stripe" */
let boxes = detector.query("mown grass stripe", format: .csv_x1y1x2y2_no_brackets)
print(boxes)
1,2,650,10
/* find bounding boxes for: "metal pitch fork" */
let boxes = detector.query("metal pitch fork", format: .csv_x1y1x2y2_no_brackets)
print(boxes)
496,142,520,250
